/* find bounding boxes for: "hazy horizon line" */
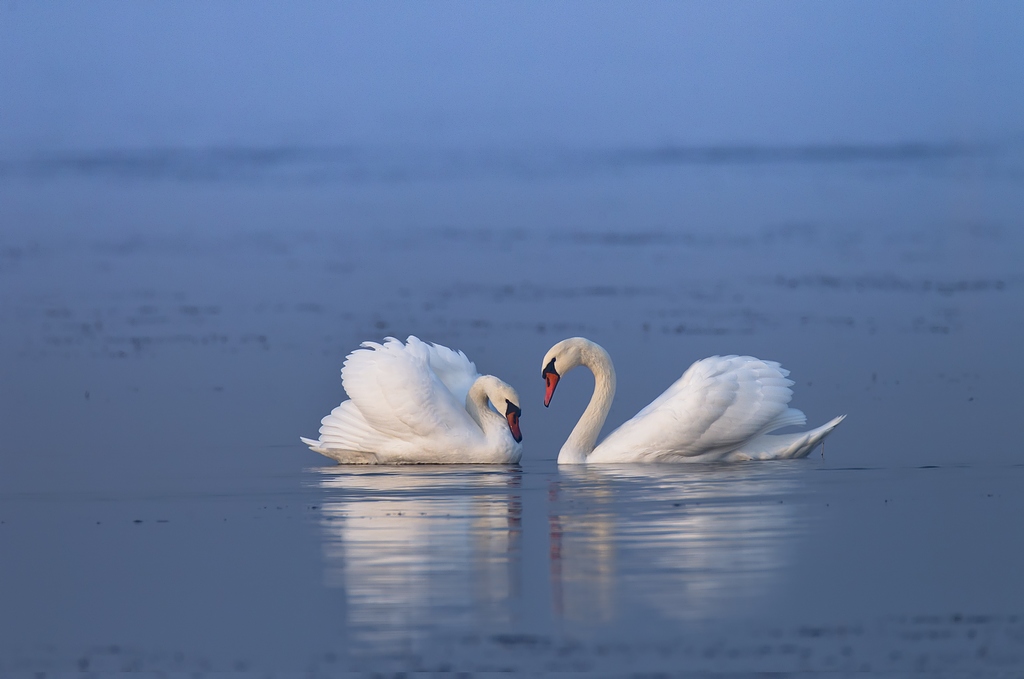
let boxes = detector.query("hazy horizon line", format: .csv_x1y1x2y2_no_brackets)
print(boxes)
0,140,1007,184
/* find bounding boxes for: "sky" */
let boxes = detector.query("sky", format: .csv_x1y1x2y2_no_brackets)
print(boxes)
1,1,1023,153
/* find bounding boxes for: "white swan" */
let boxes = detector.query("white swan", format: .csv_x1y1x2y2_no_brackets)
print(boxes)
302,336,522,464
541,337,844,464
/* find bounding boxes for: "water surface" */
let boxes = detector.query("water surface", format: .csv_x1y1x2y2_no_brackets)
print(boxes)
2,144,1023,673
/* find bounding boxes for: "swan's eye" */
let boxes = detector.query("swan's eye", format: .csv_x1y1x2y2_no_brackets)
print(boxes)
542,358,558,379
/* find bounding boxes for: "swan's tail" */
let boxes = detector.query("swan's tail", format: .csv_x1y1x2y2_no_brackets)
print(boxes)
730,414,846,461
299,436,327,452
301,400,387,462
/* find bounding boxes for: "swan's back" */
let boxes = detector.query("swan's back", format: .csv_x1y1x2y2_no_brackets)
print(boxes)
339,336,479,442
591,355,806,463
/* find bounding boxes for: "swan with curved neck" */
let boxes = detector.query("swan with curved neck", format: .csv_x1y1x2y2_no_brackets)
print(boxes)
542,337,844,464
465,374,524,449
303,336,523,464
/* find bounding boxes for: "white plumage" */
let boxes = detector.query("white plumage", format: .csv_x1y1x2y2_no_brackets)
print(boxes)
302,336,523,464
542,337,844,464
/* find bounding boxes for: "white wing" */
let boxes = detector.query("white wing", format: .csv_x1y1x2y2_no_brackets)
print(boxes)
337,336,482,447
417,336,478,406
593,355,806,462
303,400,390,456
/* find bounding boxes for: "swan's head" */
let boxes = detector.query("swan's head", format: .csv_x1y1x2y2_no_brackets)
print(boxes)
496,383,523,443
541,337,588,407
476,375,523,443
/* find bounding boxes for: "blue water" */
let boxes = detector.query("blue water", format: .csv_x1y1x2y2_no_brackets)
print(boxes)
2,2,1024,674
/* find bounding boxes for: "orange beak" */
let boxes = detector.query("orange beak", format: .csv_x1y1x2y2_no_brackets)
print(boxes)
543,369,560,407
504,400,522,443
506,412,522,442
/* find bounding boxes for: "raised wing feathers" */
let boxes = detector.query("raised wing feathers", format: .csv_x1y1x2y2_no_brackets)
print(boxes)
419,337,478,406
311,400,390,453
596,355,806,460
340,336,480,445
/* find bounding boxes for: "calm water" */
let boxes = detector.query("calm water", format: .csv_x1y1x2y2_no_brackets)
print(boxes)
4,6,1024,671
1,142,1023,673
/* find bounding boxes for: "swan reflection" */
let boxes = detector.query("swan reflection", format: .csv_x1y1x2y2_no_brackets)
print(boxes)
317,466,522,646
550,464,805,622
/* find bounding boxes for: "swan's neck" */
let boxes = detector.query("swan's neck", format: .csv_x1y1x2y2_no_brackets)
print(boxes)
466,378,505,439
560,344,616,463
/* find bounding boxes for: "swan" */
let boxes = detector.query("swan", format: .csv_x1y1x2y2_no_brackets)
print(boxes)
541,337,844,464
302,336,522,464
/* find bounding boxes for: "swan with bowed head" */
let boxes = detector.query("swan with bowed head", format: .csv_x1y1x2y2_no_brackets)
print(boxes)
541,337,844,464
302,336,522,464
